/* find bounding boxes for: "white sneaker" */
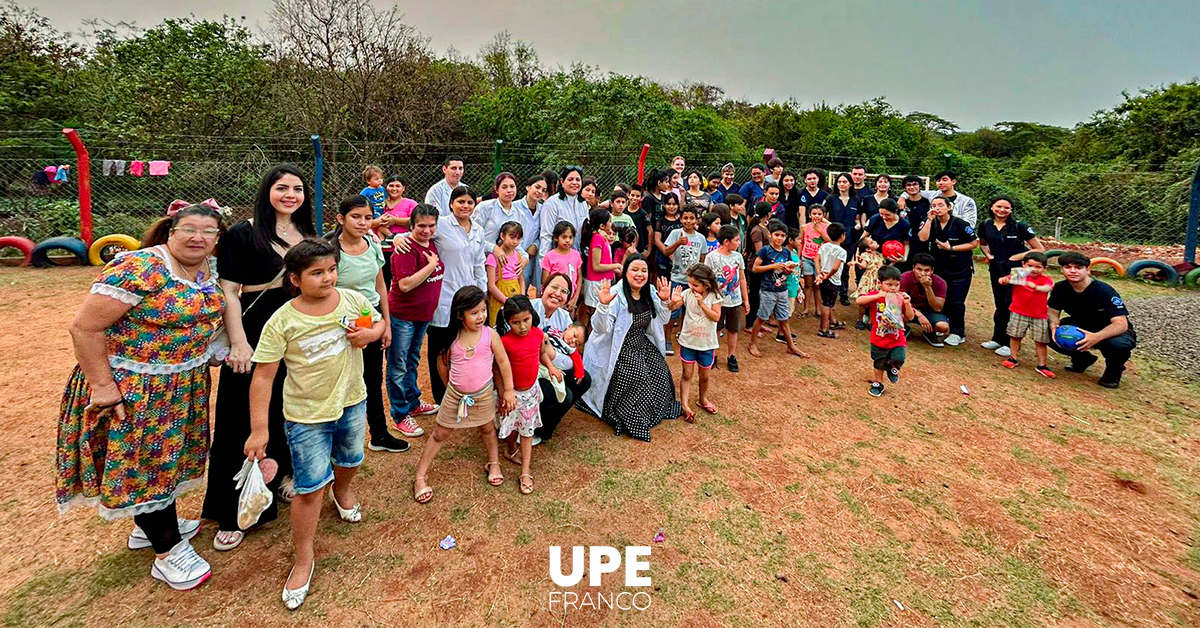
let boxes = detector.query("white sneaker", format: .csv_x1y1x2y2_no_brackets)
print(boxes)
944,334,965,346
150,541,211,590
129,518,201,550
980,340,1002,350
994,346,1012,357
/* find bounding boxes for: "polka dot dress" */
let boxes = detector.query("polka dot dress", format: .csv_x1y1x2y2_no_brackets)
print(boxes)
602,306,682,441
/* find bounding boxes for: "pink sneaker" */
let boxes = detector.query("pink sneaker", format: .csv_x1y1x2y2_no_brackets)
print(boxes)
411,402,439,417
396,416,424,438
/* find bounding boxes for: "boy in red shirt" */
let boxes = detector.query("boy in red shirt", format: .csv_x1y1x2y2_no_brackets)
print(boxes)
856,265,915,397
999,252,1055,378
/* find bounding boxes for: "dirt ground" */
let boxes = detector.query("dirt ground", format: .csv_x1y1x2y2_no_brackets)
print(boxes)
1,265,1198,628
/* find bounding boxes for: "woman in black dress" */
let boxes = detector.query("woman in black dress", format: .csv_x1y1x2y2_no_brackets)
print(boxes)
978,196,1044,356
579,254,684,442
201,164,315,551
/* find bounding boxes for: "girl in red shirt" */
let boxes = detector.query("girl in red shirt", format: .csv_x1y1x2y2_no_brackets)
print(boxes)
497,296,563,494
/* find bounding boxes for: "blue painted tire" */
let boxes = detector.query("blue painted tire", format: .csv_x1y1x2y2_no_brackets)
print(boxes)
1125,259,1179,285
31,237,90,267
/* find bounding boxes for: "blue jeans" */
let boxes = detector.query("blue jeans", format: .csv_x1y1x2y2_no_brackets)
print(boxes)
387,316,430,419
284,400,367,495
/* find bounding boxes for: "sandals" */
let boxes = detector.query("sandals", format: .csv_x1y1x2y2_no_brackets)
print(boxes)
503,448,522,466
699,400,718,414
830,321,846,330
519,474,534,495
484,462,504,486
682,408,696,423
277,476,296,503
213,530,244,551
818,330,839,339
413,476,433,504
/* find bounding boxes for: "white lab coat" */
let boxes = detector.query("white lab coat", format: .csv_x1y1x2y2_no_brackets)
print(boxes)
579,281,670,417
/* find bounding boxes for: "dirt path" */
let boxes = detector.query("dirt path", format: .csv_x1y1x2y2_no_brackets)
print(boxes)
1,265,1198,628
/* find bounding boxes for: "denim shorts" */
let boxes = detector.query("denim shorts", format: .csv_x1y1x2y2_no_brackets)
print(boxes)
284,399,367,495
679,345,715,368
801,257,816,276
758,290,790,321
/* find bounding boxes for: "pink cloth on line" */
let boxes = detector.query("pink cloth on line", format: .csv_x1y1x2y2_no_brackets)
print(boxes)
44,166,58,176
130,161,145,177
148,161,171,176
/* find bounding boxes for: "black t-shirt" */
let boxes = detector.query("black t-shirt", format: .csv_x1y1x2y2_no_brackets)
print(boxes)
865,215,912,248
642,194,662,228
1048,279,1134,333
797,189,828,225
780,189,804,230
853,185,874,198
902,196,932,253
857,194,891,221
217,220,286,286
927,216,977,279
655,215,682,265
626,207,652,255
980,220,1037,273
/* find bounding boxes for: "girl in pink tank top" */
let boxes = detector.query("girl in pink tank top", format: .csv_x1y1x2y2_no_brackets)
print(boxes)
411,287,516,504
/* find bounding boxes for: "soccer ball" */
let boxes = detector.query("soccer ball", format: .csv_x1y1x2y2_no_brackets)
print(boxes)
1054,325,1086,350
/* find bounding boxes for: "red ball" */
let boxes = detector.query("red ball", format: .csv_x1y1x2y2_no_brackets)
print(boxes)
881,240,905,260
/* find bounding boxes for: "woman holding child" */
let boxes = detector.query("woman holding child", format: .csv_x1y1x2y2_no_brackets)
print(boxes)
530,273,593,443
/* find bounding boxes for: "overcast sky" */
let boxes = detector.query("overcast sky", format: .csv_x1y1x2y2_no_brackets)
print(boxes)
28,0,1200,130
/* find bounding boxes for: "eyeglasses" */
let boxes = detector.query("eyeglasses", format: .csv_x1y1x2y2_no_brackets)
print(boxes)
173,227,221,238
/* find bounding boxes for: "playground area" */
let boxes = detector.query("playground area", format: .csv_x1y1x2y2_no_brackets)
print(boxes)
1,264,1198,627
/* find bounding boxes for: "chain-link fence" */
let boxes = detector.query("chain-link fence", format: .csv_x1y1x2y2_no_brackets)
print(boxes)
0,133,1194,251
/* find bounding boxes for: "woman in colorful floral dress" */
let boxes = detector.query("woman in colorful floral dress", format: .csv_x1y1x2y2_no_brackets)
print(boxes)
57,204,226,590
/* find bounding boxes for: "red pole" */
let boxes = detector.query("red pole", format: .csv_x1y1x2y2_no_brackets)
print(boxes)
63,128,93,246
636,144,651,185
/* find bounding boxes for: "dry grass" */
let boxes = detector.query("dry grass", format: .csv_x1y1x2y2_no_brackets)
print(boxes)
1,264,1198,627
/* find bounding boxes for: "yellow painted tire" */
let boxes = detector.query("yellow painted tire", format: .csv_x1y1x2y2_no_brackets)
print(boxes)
88,234,141,266
1088,256,1125,277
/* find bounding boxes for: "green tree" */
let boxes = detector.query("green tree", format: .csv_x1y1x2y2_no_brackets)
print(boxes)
76,17,278,141
0,2,82,134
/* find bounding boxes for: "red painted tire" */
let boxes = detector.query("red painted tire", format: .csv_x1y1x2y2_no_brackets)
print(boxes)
0,236,36,267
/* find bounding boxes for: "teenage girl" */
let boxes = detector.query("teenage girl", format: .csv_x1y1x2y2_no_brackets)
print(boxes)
411,287,516,504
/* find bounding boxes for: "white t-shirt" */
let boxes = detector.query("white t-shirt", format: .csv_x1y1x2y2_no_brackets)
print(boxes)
678,289,722,351
818,242,848,286
665,228,708,284
704,249,745,307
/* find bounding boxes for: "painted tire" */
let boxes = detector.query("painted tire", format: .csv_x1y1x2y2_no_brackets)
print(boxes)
1088,257,1125,277
1126,259,1179,285
87,234,140,266
30,237,90,268
1043,249,1067,265
1184,267,1200,288
0,236,36,267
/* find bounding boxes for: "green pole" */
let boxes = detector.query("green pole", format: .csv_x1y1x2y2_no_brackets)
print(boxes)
493,139,504,176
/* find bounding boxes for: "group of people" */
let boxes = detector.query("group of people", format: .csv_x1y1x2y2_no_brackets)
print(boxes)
54,155,1137,609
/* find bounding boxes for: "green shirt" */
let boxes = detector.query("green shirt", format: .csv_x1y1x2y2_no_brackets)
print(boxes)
334,237,385,307
611,213,635,230
253,289,380,423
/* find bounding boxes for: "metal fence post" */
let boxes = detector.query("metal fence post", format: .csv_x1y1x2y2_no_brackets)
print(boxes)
493,139,503,177
62,129,93,246
1186,159,1199,265
311,135,325,236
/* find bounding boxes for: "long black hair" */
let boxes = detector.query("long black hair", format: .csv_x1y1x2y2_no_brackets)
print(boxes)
326,194,371,251
252,163,315,248
989,195,1020,237
578,208,611,267
440,286,487,361
620,253,656,317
